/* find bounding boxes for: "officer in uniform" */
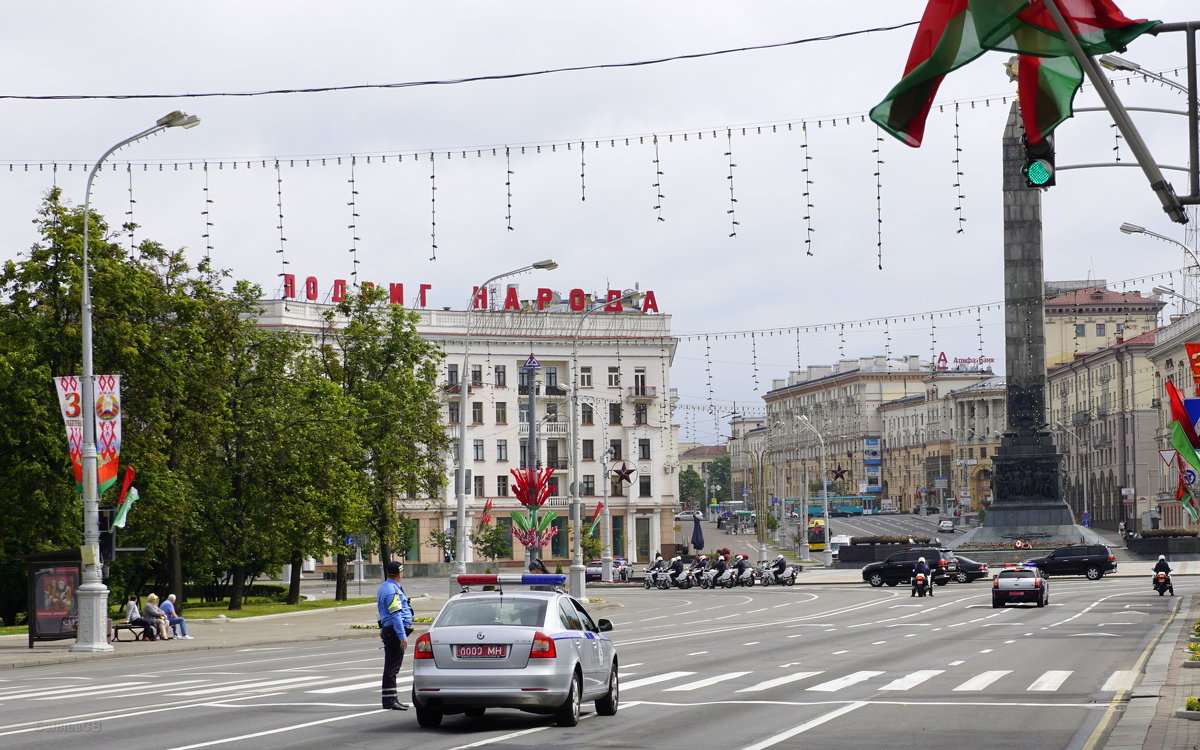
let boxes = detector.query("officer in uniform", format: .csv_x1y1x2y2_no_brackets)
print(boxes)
377,560,413,710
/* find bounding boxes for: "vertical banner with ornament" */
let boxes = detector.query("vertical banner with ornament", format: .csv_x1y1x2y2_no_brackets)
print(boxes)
54,375,122,496
1186,343,1200,386
509,467,557,549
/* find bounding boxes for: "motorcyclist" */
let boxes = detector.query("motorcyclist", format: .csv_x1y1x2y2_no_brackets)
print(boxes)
771,554,788,577
712,555,728,584
648,552,665,571
733,554,749,581
692,555,710,573
667,555,685,586
1153,554,1174,594
912,556,932,598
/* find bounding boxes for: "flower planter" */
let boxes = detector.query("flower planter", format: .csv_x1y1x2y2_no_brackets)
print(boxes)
1174,709,1200,721
1183,660,1200,669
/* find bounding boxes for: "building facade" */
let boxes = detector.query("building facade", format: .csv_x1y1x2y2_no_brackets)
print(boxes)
1044,283,1163,369
253,293,680,567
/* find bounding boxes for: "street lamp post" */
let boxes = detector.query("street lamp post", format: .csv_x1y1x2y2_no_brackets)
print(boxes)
798,415,832,567
451,260,556,596
1120,222,1199,313
72,111,201,653
1056,422,1091,525
569,290,640,597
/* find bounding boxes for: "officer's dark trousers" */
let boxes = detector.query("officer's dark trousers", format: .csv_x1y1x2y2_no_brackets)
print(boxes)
381,625,405,706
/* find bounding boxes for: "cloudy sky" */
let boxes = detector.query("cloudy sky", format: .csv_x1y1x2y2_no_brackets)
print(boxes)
2,1,1192,443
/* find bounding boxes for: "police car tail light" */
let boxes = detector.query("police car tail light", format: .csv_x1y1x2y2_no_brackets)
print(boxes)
1033,578,1043,588
529,631,557,659
992,578,1000,589
413,632,433,659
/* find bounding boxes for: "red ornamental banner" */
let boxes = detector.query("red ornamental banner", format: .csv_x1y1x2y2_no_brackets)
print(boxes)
54,375,122,495
1186,343,1200,386
510,467,555,508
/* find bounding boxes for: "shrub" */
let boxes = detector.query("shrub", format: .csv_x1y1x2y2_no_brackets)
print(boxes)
1139,528,1199,538
1187,696,1200,712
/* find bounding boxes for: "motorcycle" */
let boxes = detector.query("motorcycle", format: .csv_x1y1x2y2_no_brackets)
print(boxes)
759,562,797,586
708,568,736,588
643,567,669,590
912,572,930,598
1153,571,1174,596
734,566,757,587
667,569,696,590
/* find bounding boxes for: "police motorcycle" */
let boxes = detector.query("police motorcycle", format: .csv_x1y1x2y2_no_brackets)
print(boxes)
658,556,694,590
912,571,931,597
643,554,670,589
732,555,758,587
1153,571,1175,596
759,557,797,586
702,556,736,588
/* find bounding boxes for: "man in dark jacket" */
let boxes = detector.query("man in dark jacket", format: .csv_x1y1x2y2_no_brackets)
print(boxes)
912,557,932,597
1153,555,1174,594
667,556,685,586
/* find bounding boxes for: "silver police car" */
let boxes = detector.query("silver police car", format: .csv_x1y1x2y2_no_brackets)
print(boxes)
412,574,618,728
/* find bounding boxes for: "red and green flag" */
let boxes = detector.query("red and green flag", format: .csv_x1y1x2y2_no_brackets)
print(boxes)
871,0,1157,147
1168,420,1200,523
112,466,139,529
587,502,605,536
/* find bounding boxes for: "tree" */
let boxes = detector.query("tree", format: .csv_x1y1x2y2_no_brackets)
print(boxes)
470,522,512,564
706,456,731,502
678,469,705,510
426,528,456,562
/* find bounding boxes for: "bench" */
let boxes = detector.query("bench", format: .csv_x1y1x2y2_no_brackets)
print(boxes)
110,622,151,642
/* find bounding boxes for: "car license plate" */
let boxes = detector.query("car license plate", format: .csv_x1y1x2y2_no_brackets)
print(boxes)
455,644,508,659
1008,591,1024,595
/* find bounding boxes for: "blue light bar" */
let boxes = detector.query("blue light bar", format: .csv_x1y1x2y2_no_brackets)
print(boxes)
456,574,566,586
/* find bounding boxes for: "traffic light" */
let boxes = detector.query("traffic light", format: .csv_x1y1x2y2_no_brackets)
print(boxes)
99,508,116,563
1022,134,1055,188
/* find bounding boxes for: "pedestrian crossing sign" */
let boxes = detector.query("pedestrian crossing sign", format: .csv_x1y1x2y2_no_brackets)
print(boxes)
524,354,541,370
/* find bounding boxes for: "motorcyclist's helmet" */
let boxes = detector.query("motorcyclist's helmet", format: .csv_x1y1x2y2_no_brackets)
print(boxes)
672,556,681,562
775,555,785,562
1159,554,1167,561
918,557,926,564
719,555,727,561
699,555,708,562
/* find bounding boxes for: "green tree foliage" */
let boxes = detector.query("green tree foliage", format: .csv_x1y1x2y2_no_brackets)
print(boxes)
678,468,705,509
469,521,512,564
426,528,456,562
706,456,731,500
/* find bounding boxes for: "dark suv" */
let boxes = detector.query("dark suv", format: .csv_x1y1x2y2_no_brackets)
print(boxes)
1022,544,1116,580
861,548,958,587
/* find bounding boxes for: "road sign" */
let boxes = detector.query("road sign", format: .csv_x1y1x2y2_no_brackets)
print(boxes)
523,354,541,370
1160,449,1177,467
934,477,948,489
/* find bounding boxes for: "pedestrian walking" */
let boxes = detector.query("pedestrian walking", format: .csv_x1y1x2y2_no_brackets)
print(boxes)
377,560,413,711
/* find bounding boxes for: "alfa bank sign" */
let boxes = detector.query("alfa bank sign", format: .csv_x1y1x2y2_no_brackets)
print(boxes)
282,274,659,313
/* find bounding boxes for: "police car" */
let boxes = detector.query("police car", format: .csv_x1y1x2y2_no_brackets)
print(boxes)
411,574,618,728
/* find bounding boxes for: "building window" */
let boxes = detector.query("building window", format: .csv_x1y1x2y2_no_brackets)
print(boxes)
494,364,507,387
634,403,648,425
447,363,459,385
473,475,485,497
610,439,622,461
545,366,558,388
639,475,652,497
519,439,528,468
582,475,596,495
608,367,620,387
581,403,594,425
448,402,460,424
639,438,651,460
980,446,987,459
470,364,483,386
1096,323,1105,337
546,401,559,421
1075,324,1085,337
1115,323,1125,334
548,476,560,496
582,439,594,460
518,368,531,387
471,401,484,424
579,366,592,387
497,439,508,462
609,403,622,425
495,402,507,424
497,475,509,496
471,439,484,461
519,402,530,423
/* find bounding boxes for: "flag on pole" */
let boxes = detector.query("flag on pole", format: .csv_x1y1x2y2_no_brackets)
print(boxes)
587,502,604,536
479,498,493,527
870,0,1157,148
113,466,139,529
1166,380,1200,448
1168,420,1200,522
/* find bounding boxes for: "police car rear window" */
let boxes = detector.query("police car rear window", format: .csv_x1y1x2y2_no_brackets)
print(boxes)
999,570,1036,578
436,600,548,627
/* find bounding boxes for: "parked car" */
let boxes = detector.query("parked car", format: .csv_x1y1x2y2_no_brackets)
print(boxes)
938,519,955,533
992,566,1049,607
1022,544,1117,580
861,547,958,587
674,511,703,521
951,554,989,583
584,558,630,582
412,574,618,728
876,507,901,515
912,505,941,515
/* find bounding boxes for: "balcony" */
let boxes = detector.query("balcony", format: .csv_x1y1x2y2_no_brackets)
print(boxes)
626,386,657,402
540,421,569,435
442,381,478,395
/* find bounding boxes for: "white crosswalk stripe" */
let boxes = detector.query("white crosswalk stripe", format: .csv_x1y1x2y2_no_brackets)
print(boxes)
0,680,154,701
1101,671,1136,692
169,675,359,697
32,679,210,701
620,671,696,690
307,676,411,695
664,672,751,692
1027,671,1072,692
953,670,1011,691
736,671,823,693
807,671,884,692
879,670,944,691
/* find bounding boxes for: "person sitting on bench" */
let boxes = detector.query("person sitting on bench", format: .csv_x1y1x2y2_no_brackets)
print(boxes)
124,594,157,641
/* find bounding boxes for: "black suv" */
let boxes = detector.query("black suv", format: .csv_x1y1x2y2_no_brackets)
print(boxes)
1022,544,1116,580
861,548,958,587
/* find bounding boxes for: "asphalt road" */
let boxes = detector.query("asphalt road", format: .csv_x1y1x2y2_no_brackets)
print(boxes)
0,571,1172,750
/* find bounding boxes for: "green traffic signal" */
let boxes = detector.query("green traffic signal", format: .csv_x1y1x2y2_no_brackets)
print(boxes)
1025,160,1053,186
1022,134,1055,188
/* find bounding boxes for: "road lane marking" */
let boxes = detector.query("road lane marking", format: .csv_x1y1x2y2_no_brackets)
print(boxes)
169,675,345,696
166,709,385,750
686,652,709,656
307,676,410,695
980,649,994,654
742,642,761,646
871,641,886,645
948,660,964,666
664,672,752,691
832,650,848,655
0,680,158,701
1027,671,1072,691
740,701,867,750
621,672,696,690
953,671,1011,691
737,672,823,692
31,680,212,701
879,670,944,691
1101,671,1136,692
807,671,884,692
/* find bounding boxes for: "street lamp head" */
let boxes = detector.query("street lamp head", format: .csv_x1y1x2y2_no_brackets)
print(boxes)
1099,54,1141,73
532,259,558,270
156,110,201,129
1119,222,1145,235
1152,285,1177,297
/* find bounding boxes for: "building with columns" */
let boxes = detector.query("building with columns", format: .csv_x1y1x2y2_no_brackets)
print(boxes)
252,291,679,568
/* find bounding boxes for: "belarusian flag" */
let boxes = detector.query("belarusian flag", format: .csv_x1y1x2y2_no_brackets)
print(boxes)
1176,466,1198,523
871,0,1157,147
587,502,604,536
1169,420,1200,522
479,498,493,527
113,466,139,529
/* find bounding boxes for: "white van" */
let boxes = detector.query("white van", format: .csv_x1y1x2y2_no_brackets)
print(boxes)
829,535,852,560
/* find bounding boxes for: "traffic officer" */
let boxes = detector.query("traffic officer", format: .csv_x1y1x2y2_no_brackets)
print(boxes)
377,560,413,710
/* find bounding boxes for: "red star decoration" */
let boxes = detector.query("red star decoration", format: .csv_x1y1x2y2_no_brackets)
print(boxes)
611,463,636,485
832,466,848,481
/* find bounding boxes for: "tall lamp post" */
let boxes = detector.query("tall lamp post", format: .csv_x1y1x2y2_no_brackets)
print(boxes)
569,290,641,597
798,415,831,567
73,111,201,653
451,260,556,596
1120,222,1199,313
1056,421,1092,525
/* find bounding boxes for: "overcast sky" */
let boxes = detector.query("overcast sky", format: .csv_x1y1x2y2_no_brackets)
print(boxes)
1,1,1191,444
